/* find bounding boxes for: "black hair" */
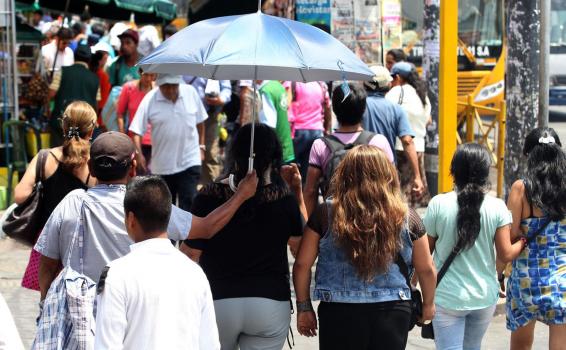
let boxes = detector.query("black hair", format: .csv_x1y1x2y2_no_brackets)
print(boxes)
91,23,105,37
80,9,92,22
124,176,172,234
522,127,566,221
89,50,106,72
450,143,491,251
332,83,367,126
163,24,178,38
57,27,73,40
402,69,428,107
71,22,85,37
74,46,91,63
224,123,285,189
33,9,43,16
387,49,407,62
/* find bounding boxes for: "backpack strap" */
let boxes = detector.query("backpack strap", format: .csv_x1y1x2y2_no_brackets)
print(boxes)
353,130,375,145
321,134,347,154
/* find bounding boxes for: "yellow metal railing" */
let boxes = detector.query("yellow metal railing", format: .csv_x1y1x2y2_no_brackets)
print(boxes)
457,96,506,198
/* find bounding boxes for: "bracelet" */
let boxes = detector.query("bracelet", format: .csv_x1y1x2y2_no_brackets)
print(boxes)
296,299,314,313
199,144,206,151
520,237,528,251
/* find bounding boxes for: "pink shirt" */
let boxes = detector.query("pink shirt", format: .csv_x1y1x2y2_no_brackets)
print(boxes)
284,81,330,131
309,132,394,175
117,81,152,145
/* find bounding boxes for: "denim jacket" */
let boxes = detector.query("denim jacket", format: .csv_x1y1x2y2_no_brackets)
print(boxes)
314,203,413,303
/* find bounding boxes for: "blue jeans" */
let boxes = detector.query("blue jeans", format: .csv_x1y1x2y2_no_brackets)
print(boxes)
293,129,323,181
433,304,496,350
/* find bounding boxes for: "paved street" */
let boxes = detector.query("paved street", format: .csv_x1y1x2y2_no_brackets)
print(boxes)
1,120,564,349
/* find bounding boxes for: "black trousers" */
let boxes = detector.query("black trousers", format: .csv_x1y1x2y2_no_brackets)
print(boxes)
160,166,201,211
318,301,412,350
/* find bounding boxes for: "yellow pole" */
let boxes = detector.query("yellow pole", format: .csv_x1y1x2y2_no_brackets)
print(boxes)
466,95,474,142
497,100,506,198
438,0,458,193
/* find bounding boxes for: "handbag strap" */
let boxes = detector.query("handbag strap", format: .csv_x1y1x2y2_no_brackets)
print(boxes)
436,245,462,286
35,150,48,183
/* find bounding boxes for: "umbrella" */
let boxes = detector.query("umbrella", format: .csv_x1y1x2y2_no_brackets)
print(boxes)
138,1,374,177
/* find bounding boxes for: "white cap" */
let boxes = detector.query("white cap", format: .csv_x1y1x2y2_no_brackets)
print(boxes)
90,42,110,54
156,74,183,86
365,65,393,89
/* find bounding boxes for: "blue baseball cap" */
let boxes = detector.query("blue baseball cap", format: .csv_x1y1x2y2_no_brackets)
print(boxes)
391,62,414,78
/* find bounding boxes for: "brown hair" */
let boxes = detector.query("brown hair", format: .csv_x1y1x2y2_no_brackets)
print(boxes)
329,145,407,281
60,101,97,171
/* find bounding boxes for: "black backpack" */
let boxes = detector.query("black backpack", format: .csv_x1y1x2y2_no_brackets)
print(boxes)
319,131,375,197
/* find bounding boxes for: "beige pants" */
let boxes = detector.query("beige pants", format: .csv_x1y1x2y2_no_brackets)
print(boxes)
201,114,221,184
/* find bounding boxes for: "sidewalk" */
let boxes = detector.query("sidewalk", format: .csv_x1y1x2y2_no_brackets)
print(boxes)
1,237,549,349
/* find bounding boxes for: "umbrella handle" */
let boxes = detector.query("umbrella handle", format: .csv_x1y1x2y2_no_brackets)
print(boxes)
228,174,238,192
248,157,254,174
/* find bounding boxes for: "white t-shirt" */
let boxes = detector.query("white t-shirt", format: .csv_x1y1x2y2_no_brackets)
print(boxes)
129,84,208,175
95,238,220,350
41,41,74,72
386,84,431,152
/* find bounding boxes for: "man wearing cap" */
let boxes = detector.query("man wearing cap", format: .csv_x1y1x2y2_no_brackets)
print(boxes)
129,74,207,211
35,131,257,301
48,44,100,145
107,29,141,87
362,65,424,196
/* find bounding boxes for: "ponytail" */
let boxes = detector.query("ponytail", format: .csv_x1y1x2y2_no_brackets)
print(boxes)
456,183,486,250
450,143,492,251
60,101,97,171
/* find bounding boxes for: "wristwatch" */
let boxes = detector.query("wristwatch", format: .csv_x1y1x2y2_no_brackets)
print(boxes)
296,299,314,313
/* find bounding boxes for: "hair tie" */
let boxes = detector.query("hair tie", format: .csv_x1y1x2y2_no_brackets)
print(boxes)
538,134,555,145
66,126,81,140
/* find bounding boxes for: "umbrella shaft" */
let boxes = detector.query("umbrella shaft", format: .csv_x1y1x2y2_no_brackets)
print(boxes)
248,80,257,174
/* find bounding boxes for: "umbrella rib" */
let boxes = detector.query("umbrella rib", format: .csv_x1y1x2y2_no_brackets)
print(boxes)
276,18,308,71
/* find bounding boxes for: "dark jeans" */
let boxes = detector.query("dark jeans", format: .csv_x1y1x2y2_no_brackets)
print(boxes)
293,129,323,181
160,166,201,211
318,301,411,350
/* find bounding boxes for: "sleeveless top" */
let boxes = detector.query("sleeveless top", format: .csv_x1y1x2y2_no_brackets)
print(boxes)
39,152,89,227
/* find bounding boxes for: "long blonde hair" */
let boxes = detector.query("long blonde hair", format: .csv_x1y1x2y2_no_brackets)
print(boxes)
329,145,407,281
60,101,97,171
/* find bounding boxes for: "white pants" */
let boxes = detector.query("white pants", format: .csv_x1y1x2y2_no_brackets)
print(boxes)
214,297,291,350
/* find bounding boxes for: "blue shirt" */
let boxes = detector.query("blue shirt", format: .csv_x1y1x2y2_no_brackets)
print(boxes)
362,91,414,155
182,76,231,114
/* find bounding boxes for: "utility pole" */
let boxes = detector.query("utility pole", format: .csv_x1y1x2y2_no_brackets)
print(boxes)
539,0,550,127
423,0,440,196
505,0,541,196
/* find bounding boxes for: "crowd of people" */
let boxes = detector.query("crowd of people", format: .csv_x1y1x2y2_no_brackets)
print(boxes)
5,13,566,350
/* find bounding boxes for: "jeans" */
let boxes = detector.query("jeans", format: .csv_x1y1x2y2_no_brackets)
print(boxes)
160,166,201,211
433,304,496,350
293,129,323,181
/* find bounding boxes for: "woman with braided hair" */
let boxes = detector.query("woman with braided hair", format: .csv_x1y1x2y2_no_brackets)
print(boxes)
14,100,97,292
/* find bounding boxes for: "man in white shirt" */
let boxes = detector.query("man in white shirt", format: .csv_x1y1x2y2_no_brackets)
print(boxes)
129,74,207,211
41,27,74,75
95,176,220,350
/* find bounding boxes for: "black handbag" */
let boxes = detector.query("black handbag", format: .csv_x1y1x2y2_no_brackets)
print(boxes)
3,150,48,246
421,245,462,339
396,254,423,331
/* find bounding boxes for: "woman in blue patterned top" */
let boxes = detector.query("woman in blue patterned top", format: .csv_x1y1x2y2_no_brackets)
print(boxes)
506,127,566,349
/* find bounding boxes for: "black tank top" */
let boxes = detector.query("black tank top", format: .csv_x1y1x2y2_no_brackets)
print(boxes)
39,152,89,226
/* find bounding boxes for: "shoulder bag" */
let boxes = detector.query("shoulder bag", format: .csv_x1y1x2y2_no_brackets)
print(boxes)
3,150,49,246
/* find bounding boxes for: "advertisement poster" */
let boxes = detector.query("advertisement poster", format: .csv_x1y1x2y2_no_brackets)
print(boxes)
381,0,402,56
296,0,331,32
331,0,381,64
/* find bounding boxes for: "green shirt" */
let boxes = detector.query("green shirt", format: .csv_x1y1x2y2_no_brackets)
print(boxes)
423,191,512,310
260,81,295,163
107,56,141,87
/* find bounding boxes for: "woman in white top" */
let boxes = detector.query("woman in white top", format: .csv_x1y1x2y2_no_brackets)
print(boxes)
386,62,431,207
